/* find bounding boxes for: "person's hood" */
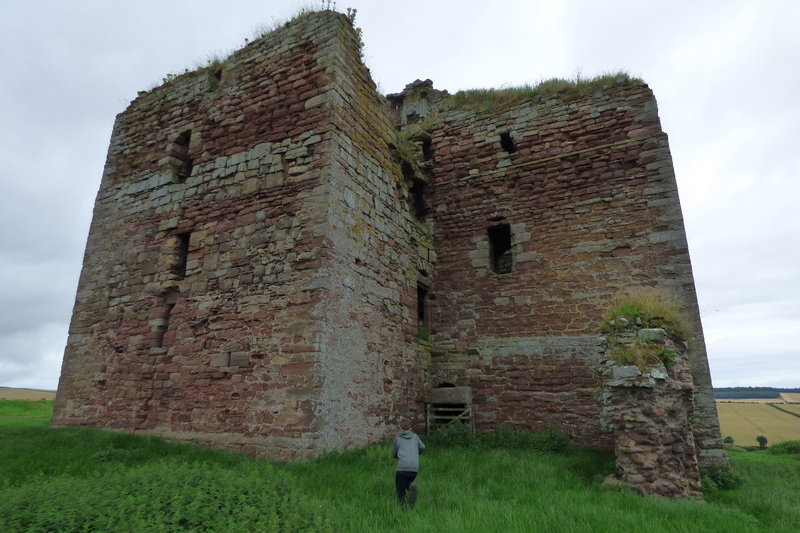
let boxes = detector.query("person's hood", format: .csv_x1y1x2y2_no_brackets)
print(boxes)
398,430,414,439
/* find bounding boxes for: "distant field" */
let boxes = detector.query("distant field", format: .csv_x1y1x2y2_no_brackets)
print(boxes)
777,403,800,416
0,387,56,401
716,402,800,446
717,398,785,404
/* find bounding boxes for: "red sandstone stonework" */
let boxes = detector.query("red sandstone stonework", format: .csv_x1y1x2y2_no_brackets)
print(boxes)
54,10,727,492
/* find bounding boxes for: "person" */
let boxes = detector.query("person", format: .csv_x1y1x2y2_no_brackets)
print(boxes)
391,419,425,508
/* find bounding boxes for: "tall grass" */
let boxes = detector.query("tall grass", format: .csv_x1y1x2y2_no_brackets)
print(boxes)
0,402,331,532
602,286,691,342
2,401,800,532
448,71,643,112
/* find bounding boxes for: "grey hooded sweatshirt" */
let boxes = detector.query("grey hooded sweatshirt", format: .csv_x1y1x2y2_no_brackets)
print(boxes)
392,430,426,472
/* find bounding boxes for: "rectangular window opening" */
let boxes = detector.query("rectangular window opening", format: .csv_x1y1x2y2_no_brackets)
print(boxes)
500,132,516,153
488,224,512,274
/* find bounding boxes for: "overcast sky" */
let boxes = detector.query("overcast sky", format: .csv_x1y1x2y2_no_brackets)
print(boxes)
1,0,797,390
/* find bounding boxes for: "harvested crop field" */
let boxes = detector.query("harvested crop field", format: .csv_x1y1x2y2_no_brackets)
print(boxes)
716,398,785,403
776,403,800,416
717,401,800,446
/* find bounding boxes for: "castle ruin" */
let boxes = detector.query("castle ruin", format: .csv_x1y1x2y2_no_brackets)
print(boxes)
53,10,728,498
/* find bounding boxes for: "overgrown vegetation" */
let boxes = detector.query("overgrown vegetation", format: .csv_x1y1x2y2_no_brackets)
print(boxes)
700,465,744,494
600,287,691,371
392,130,424,178
4,401,800,532
448,71,643,112
766,439,800,455
1,461,328,532
610,342,678,371
602,287,691,341
249,1,336,42
150,2,364,95
430,421,572,454
392,116,437,182
0,402,331,532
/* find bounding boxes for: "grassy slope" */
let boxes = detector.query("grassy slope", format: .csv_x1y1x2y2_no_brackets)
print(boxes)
2,401,800,532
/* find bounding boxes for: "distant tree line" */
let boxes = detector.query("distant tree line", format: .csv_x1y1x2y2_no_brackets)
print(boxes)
714,387,800,400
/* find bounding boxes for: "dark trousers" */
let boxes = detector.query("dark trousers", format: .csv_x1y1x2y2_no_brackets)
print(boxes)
395,471,417,504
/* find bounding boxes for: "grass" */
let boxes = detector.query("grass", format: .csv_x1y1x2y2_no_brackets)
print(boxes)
707,449,800,532
0,402,331,532
0,400,53,427
602,286,691,343
145,3,338,95
3,401,800,532
448,71,643,112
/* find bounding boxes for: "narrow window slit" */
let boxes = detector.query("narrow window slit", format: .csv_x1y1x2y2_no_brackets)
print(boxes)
152,292,178,348
421,137,433,161
410,178,427,220
417,283,430,341
169,232,191,280
174,130,193,182
488,224,512,274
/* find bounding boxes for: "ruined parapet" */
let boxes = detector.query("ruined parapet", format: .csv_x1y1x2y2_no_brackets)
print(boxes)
600,325,703,499
386,79,449,129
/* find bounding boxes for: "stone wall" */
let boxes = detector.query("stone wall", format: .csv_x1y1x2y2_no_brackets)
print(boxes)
600,327,703,499
54,9,727,474
412,80,726,461
53,11,421,460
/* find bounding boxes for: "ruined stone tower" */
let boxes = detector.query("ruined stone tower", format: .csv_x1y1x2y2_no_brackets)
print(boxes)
54,10,727,490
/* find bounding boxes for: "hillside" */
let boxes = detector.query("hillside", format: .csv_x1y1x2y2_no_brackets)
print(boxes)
0,387,57,401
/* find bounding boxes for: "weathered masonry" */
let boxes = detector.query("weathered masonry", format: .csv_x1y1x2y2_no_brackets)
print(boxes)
54,10,727,495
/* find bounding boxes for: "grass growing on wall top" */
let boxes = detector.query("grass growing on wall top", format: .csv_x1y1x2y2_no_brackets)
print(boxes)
602,286,691,342
448,71,643,112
